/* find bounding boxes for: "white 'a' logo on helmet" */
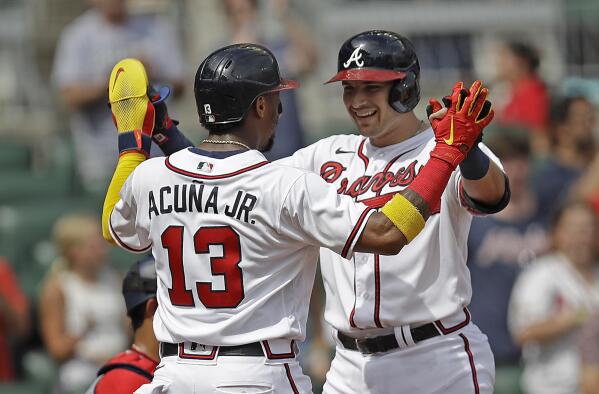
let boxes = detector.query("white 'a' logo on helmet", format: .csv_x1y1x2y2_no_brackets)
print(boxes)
343,46,365,68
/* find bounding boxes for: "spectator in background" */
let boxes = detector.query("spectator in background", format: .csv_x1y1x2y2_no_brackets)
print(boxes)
509,201,599,394
52,0,185,192
39,213,127,394
494,41,550,155
578,312,599,394
222,0,318,160
468,130,549,394
0,257,30,382
534,96,596,219
85,256,158,394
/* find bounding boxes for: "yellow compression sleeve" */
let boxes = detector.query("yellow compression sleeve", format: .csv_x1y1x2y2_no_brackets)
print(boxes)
381,194,426,243
102,152,146,243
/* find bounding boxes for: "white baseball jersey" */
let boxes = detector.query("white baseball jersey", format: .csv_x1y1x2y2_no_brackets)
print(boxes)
109,147,374,345
278,129,503,333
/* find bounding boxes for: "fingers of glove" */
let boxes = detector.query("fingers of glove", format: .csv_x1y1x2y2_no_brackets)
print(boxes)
426,98,443,119
427,99,446,128
468,87,489,120
475,107,495,128
449,81,465,112
442,95,452,109
461,80,483,115
141,101,156,136
477,100,492,122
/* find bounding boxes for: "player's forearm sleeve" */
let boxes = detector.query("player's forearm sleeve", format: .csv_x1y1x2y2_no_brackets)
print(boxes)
102,152,146,243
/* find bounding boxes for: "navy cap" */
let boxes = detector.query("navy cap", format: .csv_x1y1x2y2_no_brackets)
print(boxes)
122,256,157,313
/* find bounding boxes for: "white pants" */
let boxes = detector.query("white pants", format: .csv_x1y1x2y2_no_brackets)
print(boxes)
323,322,495,394
135,354,312,394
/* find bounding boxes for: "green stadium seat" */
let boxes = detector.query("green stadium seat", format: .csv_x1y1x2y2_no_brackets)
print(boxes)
0,142,31,170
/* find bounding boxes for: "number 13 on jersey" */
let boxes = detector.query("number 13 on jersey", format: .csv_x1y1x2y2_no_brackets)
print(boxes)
161,225,245,308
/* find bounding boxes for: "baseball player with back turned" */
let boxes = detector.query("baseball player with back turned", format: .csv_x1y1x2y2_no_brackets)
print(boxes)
101,41,492,393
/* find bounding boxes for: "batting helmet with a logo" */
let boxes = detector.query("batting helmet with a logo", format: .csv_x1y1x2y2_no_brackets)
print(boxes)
326,30,420,113
194,43,299,125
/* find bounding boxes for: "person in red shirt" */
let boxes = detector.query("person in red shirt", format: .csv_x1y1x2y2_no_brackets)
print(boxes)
86,256,158,393
0,257,30,382
495,41,550,155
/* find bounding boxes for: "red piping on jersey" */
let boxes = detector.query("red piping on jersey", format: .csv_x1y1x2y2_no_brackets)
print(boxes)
459,333,480,394
357,139,369,168
434,308,471,334
262,340,296,359
177,343,218,360
284,363,300,394
165,157,269,179
341,207,373,258
374,254,382,328
109,213,151,253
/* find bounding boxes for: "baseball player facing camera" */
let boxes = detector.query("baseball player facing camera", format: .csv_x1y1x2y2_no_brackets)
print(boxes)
101,37,496,393
85,257,159,394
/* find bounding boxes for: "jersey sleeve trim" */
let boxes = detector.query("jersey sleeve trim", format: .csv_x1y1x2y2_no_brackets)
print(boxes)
108,211,151,253
165,156,269,179
341,207,375,259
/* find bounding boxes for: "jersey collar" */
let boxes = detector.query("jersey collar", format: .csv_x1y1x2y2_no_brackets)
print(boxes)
165,148,269,179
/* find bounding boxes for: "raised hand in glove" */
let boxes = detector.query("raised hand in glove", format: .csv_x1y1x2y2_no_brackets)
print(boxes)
108,58,155,157
426,80,494,168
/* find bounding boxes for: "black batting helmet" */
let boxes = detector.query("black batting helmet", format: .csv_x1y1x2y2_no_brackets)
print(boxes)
194,43,299,125
326,30,420,113
122,256,157,314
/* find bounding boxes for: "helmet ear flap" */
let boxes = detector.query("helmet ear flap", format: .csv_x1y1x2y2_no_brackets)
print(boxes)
389,71,420,113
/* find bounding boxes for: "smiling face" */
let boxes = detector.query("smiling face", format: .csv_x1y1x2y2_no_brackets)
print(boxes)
342,80,404,143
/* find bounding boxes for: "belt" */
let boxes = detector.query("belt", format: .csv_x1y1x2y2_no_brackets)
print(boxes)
160,342,264,357
337,322,441,354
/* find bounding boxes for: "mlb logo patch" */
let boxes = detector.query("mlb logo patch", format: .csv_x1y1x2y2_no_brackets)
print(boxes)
197,161,214,172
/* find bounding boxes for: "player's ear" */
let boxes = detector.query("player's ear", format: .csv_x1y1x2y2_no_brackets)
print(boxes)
253,95,267,119
145,297,158,318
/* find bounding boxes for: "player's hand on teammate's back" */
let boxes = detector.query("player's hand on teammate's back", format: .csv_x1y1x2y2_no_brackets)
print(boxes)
426,80,495,168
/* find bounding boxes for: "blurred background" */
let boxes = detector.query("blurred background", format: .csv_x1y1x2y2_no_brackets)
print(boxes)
1,0,599,393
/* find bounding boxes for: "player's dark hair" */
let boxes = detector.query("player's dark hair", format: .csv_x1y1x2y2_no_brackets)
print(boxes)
128,299,152,331
507,41,540,73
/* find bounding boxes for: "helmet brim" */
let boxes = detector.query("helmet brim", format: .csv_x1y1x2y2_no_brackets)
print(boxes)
325,68,407,84
269,78,300,92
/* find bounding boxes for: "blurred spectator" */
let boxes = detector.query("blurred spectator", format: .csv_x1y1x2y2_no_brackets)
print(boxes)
0,257,30,382
86,256,158,394
534,95,596,218
39,213,127,394
494,41,550,155
52,0,185,192
578,312,599,394
509,201,599,394
222,0,318,160
468,130,549,393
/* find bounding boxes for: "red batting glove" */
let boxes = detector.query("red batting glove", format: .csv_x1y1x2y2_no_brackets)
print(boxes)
428,80,494,168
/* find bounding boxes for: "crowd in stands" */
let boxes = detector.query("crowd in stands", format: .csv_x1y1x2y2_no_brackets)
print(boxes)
1,1,599,393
